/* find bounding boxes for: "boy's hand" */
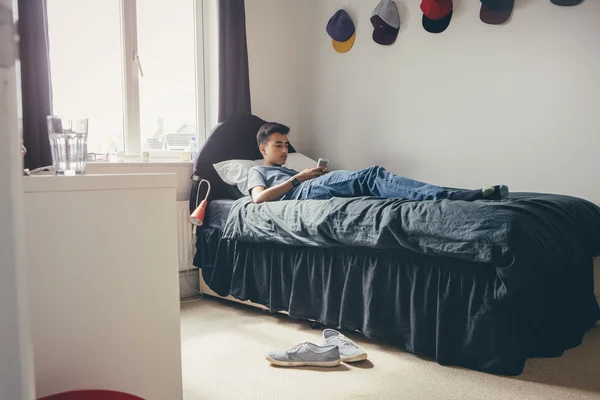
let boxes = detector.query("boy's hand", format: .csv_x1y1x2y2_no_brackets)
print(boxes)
296,167,327,183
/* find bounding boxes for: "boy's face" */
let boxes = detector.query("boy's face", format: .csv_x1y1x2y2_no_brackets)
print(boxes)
260,132,289,166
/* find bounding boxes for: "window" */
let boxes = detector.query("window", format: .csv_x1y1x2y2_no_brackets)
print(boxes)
13,0,22,134
48,0,125,157
137,0,197,153
47,0,202,159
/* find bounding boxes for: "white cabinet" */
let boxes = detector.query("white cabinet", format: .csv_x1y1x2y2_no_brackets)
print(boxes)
23,174,183,400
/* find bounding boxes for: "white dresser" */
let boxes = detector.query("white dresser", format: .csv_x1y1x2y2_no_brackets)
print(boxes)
22,174,183,400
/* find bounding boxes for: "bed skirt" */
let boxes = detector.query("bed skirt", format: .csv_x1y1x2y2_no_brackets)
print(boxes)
195,228,600,375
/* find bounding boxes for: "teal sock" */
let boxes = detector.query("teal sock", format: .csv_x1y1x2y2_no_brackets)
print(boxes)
450,185,509,201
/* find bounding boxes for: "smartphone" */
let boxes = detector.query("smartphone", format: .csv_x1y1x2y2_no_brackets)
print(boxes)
317,158,329,169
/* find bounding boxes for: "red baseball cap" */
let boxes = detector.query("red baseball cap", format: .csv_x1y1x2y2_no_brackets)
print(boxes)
421,0,453,34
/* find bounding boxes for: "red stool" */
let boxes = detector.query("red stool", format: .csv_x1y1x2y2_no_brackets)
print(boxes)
38,390,144,400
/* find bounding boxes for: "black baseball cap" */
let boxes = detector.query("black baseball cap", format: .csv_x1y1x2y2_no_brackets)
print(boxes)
371,0,400,46
480,0,514,25
550,0,583,5
421,0,453,34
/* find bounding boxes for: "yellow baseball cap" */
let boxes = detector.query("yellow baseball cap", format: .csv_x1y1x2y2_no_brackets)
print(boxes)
326,10,356,54
332,32,356,54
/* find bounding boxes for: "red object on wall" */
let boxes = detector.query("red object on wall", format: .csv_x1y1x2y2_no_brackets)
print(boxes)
38,390,145,400
420,0,453,20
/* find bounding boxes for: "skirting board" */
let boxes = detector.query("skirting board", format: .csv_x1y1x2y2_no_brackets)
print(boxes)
180,269,200,299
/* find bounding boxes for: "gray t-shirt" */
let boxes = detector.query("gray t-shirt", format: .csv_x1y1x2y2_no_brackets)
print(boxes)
247,166,299,196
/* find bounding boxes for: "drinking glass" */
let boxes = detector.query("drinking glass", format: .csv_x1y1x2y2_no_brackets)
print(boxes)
47,116,89,175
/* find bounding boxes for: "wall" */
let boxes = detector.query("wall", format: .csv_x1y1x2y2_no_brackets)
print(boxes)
245,0,316,152
303,0,600,204
226,1,600,296
0,0,36,397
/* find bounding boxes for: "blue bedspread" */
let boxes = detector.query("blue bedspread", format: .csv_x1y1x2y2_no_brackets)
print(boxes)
223,193,600,298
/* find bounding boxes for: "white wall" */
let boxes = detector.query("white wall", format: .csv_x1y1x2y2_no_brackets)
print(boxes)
0,0,35,397
245,0,316,152
295,0,600,204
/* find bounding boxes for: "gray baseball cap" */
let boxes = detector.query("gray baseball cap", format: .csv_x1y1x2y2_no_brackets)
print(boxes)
371,0,400,46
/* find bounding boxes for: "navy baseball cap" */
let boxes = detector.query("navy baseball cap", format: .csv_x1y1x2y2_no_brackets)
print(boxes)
550,0,583,5
326,9,356,53
480,0,514,25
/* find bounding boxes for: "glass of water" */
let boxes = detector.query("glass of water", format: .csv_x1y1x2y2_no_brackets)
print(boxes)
47,116,89,175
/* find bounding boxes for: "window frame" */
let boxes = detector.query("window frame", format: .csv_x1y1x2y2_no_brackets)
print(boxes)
119,0,206,157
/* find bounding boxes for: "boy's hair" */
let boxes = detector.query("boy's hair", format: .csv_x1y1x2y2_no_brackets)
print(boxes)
257,122,290,147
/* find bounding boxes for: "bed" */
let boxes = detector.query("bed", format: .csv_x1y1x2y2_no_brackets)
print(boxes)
190,114,600,375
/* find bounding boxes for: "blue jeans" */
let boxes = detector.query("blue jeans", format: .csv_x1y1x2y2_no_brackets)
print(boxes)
284,166,456,201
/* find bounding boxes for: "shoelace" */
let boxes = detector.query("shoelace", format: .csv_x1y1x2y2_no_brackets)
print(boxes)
332,334,358,350
286,342,307,354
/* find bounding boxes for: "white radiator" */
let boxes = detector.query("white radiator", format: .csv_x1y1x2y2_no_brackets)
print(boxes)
177,201,195,271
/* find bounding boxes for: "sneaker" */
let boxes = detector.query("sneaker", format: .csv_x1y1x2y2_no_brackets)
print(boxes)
322,329,368,363
265,342,341,367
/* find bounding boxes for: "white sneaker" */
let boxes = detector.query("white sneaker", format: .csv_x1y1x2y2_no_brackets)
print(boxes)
322,329,368,363
266,342,341,367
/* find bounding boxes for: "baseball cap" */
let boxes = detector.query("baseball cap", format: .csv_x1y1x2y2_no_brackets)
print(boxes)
421,0,453,34
480,0,514,25
326,9,356,53
371,0,400,46
550,0,583,5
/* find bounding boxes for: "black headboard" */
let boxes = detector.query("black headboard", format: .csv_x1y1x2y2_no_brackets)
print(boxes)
190,114,296,210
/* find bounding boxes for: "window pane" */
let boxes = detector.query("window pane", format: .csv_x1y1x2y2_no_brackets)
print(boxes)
47,0,125,157
136,0,197,152
14,0,22,134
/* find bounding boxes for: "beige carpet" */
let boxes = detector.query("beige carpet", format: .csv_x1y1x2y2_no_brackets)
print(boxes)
180,297,600,400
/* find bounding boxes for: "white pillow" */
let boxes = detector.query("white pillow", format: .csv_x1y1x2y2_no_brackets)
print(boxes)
213,159,262,195
213,153,320,195
284,153,318,172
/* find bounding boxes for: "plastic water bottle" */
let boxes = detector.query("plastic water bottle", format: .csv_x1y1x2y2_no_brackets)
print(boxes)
190,137,197,162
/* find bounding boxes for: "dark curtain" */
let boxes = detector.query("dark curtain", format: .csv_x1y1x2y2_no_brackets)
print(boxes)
18,0,53,170
218,0,251,122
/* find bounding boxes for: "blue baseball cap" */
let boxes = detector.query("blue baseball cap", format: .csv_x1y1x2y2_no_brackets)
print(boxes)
551,0,583,5
480,0,514,25
326,9,356,53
